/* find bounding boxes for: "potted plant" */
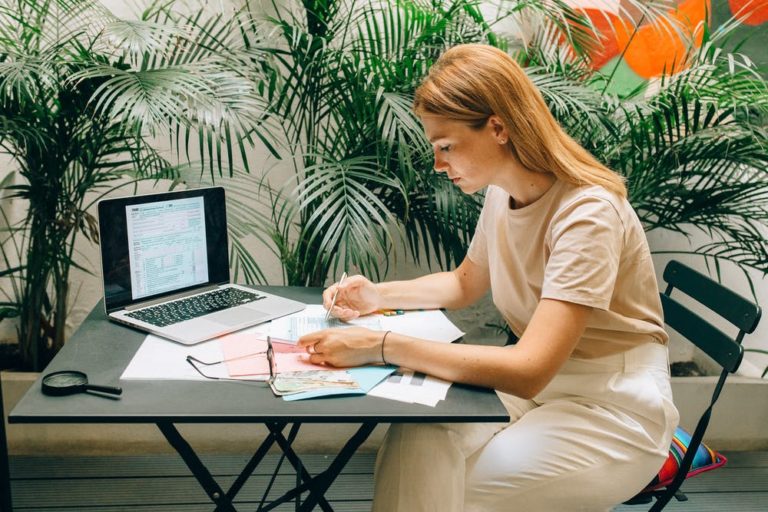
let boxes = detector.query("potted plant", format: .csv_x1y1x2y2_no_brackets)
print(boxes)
0,0,270,370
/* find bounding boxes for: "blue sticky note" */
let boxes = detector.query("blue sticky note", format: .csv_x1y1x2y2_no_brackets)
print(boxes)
281,366,397,401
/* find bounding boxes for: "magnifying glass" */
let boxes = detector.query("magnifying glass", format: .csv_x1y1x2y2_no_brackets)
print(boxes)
41,370,123,397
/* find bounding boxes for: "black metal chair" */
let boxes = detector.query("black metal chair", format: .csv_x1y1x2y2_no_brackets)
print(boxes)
628,259,762,511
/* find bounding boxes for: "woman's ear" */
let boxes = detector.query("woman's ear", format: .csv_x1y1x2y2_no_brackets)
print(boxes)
488,115,509,145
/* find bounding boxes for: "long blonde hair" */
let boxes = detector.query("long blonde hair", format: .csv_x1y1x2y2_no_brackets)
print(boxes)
413,44,626,197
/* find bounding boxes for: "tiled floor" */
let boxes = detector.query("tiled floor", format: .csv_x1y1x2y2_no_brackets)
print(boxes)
5,450,768,511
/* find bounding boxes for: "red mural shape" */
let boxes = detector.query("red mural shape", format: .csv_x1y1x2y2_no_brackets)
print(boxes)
729,0,768,25
582,8,623,70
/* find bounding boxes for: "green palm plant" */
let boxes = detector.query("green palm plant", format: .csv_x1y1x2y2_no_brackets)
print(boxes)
229,0,492,286
221,0,609,287
0,0,268,370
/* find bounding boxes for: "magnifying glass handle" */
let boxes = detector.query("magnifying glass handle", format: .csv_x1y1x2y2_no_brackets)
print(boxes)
85,384,123,396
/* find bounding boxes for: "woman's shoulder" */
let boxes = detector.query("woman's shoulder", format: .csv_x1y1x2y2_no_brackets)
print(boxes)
560,182,624,206
551,182,638,233
557,182,632,215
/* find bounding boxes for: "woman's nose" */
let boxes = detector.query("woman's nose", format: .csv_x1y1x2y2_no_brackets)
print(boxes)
433,153,448,173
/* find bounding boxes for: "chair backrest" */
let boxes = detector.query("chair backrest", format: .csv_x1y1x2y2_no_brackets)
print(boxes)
648,260,762,511
662,260,761,372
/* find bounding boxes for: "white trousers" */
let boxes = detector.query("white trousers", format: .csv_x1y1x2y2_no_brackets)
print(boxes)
372,342,679,512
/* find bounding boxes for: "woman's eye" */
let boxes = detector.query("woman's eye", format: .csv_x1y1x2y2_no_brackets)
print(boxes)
439,145,451,152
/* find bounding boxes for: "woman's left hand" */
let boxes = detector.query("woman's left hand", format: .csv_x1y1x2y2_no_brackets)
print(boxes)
297,327,384,367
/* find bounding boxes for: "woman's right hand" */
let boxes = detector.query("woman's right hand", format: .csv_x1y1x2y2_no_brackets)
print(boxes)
323,274,382,321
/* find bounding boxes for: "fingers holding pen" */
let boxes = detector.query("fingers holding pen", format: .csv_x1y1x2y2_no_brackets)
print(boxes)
322,284,338,310
330,306,361,322
323,274,361,320
323,274,381,320
322,276,347,314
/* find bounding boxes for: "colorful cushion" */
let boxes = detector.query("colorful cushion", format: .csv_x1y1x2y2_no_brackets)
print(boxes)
642,426,727,492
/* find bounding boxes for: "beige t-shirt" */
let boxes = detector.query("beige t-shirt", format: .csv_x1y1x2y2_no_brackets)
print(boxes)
467,180,668,359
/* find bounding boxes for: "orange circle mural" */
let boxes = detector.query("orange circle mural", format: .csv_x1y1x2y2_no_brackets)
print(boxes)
576,1,713,80
614,0,708,79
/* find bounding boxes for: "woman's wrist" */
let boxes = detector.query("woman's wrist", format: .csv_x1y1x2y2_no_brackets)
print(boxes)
380,330,392,365
374,281,404,310
373,282,388,310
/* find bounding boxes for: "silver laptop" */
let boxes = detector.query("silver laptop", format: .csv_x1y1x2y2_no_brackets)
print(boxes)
97,186,305,345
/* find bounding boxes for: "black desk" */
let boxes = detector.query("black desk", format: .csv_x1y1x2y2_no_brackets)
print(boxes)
7,287,508,511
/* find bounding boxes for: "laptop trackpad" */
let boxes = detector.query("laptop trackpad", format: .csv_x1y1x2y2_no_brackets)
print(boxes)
211,308,268,326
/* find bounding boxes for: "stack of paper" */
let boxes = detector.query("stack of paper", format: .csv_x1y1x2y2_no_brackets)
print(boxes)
120,305,464,404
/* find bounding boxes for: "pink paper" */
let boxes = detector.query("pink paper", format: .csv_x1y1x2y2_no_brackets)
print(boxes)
272,341,307,354
220,334,330,377
220,334,270,377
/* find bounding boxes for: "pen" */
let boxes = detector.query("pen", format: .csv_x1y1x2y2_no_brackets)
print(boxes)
325,271,347,320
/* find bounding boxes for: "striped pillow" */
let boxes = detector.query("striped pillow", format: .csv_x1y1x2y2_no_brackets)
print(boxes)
642,426,727,492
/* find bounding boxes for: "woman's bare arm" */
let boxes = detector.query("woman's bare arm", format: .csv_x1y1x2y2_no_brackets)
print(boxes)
300,298,591,399
324,256,490,320
375,256,490,310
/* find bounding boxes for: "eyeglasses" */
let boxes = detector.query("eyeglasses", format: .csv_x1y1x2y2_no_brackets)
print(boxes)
186,336,275,383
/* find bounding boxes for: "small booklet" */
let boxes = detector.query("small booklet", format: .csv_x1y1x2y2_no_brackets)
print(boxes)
279,366,398,401
269,370,359,396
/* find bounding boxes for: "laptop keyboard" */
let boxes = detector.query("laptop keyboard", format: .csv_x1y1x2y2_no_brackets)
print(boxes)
126,288,266,327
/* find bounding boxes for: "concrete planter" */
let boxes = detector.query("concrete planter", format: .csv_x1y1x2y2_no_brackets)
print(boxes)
671,375,768,450
3,371,767,455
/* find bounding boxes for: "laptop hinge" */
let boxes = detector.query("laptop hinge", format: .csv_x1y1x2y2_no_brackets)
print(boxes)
124,284,221,311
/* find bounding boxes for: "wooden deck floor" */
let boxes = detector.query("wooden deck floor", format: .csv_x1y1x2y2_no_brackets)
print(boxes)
6,450,768,511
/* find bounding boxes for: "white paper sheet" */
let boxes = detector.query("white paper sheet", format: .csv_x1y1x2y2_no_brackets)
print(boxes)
368,369,452,407
379,309,464,344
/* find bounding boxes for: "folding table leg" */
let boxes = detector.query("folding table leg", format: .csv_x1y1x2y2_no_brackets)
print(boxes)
222,422,287,509
258,422,334,512
248,423,303,512
157,422,237,512
298,422,377,512
264,422,378,512
157,420,377,512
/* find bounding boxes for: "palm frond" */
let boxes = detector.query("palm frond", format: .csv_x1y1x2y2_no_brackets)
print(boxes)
0,114,48,153
0,55,58,105
401,174,482,269
610,84,768,271
100,19,192,66
0,0,114,55
295,155,402,281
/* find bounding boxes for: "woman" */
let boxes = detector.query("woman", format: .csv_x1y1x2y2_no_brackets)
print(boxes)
298,44,679,511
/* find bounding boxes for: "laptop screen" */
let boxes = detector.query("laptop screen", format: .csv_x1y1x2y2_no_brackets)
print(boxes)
98,187,229,312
